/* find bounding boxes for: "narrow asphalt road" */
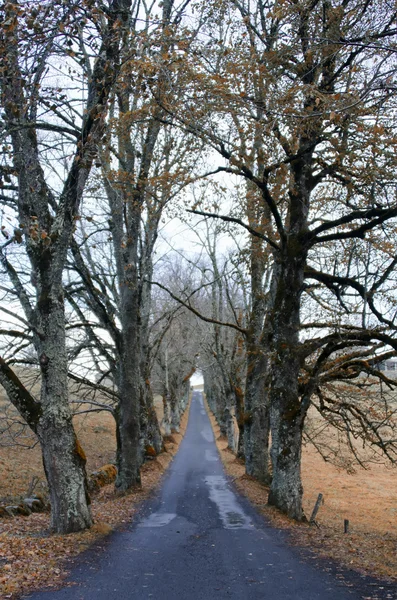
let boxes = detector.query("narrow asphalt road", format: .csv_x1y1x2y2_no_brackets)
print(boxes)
26,392,396,600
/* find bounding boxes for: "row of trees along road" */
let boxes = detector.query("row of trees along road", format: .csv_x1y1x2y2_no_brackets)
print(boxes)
0,0,397,532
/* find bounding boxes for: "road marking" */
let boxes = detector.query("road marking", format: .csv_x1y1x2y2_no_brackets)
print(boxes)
204,476,254,529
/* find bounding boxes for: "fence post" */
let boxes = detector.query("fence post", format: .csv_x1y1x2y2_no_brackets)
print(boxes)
309,493,323,525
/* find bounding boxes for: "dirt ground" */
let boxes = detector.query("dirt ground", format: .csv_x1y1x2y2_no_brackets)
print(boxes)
0,395,188,599
205,401,397,584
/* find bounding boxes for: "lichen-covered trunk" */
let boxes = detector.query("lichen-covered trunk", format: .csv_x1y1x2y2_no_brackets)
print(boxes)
244,347,271,483
37,297,92,533
146,401,163,453
236,420,245,459
179,384,190,413
243,209,272,482
203,370,227,435
116,362,141,490
267,246,307,520
268,398,304,520
140,382,163,456
115,280,141,492
39,422,91,533
162,392,172,436
217,398,228,438
225,403,236,453
139,238,163,457
170,391,181,433
234,385,245,459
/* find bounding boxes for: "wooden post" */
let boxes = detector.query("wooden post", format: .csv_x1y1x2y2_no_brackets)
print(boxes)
344,519,349,534
309,493,323,525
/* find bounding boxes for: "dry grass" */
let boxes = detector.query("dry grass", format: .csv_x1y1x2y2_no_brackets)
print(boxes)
0,396,191,599
205,399,397,584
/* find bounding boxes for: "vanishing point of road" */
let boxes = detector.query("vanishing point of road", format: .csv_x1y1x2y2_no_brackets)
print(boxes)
26,391,397,600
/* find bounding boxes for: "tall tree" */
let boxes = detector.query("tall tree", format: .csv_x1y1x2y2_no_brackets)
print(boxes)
168,0,397,518
0,0,132,532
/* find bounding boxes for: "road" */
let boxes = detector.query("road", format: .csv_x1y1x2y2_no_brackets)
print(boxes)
26,391,396,600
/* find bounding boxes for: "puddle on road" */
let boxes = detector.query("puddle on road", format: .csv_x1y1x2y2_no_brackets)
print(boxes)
205,449,218,462
204,476,253,529
201,427,214,442
138,512,177,528
226,511,246,526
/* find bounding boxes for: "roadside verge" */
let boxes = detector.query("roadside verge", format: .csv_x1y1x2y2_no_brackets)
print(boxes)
204,395,397,589
0,396,192,600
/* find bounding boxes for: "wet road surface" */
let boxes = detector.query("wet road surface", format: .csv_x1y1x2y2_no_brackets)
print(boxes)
25,392,397,599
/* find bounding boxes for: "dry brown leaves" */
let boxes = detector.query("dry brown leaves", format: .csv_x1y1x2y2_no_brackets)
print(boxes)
0,402,190,599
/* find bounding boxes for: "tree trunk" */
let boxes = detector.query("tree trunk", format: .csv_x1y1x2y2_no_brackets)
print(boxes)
225,404,236,452
218,400,228,438
236,422,245,459
37,294,92,532
162,392,172,436
179,384,189,413
141,382,163,456
39,422,91,533
267,243,307,520
234,384,245,460
116,359,141,491
244,348,271,483
146,402,163,453
170,392,181,433
115,280,141,492
268,399,304,520
243,200,273,482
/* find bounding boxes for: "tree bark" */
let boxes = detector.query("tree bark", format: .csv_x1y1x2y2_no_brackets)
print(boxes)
267,233,308,520
0,0,132,532
115,268,142,491
162,392,172,436
234,383,245,459
225,401,236,452
141,381,163,455
244,349,271,483
37,289,93,531
268,396,304,520
243,221,272,482
170,391,181,433
39,420,91,532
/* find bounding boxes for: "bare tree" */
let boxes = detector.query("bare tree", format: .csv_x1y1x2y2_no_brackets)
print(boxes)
162,0,397,519
0,0,132,532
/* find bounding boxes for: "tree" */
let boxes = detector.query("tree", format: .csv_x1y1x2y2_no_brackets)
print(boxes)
64,5,205,491
164,0,397,518
194,223,247,455
0,0,132,532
